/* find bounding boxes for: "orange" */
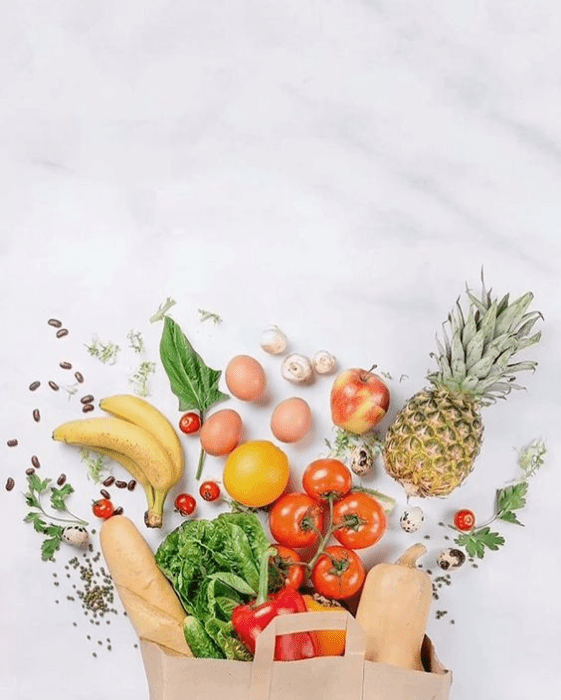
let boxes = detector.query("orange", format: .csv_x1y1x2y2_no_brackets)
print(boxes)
223,440,289,507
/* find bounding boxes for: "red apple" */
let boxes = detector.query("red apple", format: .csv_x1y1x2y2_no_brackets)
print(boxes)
330,368,390,434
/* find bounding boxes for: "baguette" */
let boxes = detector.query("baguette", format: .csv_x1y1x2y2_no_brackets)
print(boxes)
100,515,192,656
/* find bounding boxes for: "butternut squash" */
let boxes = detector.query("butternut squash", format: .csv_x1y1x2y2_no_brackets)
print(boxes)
356,543,432,671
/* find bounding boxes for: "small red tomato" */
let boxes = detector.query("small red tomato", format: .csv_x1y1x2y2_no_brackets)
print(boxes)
179,412,201,434
269,492,325,549
92,498,114,520
332,491,387,550
271,545,306,590
199,481,221,502
302,459,353,504
311,546,365,600
454,509,476,531
174,493,197,516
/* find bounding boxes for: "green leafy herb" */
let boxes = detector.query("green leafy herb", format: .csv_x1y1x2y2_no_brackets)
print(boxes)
496,482,528,525
325,427,383,460
85,337,121,364
150,297,176,324
159,316,228,413
518,439,547,479
23,474,88,561
127,329,145,354
198,309,222,325
129,360,156,397
455,528,505,559
80,448,110,484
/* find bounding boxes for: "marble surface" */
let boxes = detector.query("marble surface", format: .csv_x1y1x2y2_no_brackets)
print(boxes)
1,2,561,699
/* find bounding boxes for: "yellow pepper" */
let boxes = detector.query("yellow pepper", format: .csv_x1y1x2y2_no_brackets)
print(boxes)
302,594,346,656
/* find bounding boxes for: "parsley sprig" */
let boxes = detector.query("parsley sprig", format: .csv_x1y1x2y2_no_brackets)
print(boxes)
325,427,384,460
454,439,547,559
23,473,88,561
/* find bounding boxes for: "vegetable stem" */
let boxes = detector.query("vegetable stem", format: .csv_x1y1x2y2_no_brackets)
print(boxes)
307,496,336,571
196,447,207,481
256,547,277,606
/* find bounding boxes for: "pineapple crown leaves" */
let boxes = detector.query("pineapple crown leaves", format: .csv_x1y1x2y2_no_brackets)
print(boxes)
428,276,543,405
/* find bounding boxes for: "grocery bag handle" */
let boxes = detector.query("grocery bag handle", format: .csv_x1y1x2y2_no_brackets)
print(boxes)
249,611,365,700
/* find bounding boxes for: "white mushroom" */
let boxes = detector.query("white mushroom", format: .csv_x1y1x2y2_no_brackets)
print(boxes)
62,525,90,548
281,354,314,384
312,350,337,375
260,325,288,355
399,506,425,533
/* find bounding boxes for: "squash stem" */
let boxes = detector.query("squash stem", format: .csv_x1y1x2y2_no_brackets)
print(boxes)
395,543,427,568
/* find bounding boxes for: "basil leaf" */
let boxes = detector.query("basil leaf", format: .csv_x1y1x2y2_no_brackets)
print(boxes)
159,316,229,412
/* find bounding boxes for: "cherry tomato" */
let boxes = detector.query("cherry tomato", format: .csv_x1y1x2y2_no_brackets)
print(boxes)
271,545,306,590
92,498,114,520
311,546,365,600
269,492,325,549
174,493,197,516
302,459,353,503
454,509,476,532
179,412,201,434
199,481,221,502
332,491,387,550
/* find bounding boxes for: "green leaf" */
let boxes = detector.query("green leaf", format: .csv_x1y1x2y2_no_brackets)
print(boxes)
159,316,229,413
28,473,51,494
25,493,40,509
50,483,74,511
496,482,528,515
498,510,524,526
41,535,62,561
455,527,505,559
210,572,257,597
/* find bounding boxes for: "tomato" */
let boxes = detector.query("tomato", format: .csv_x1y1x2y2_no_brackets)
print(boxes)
332,492,387,550
302,458,353,503
223,441,290,508
453,509,476,532
199,481,221,502
271,545,306,590
311,546,365,600
179,412,201,434
269,493,325,549
92,498,114,520
174,493,197,516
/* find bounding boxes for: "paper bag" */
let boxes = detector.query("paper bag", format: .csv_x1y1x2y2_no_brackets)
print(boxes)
140,611,452,700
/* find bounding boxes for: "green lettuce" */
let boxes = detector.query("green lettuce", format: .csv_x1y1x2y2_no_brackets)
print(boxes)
155,512,270,660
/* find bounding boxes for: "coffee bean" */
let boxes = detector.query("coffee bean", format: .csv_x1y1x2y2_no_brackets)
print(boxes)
75,371,84,383
59,361,72,369
33,409,41,422
57,474,67,486
103,476,115,487
80,395,94,405
31,456,40,468
100,489,111,499
48,381,60,391
5,478,15,491
127,480,136,491
29,381,41,391
115,480,127,489
7,439,18,447
56,328,69,338
82,404,94,413
48,319,62,328
26,468,35,476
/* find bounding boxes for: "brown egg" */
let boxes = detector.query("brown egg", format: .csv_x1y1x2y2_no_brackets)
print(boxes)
225,355,267,402
199,409,243,456
270,397,312,443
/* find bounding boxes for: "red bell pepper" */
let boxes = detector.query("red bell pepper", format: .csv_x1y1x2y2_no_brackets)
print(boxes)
231,547,318,661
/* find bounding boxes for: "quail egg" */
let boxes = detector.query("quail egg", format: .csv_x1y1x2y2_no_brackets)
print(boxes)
399,506,425,533
437,547,466,571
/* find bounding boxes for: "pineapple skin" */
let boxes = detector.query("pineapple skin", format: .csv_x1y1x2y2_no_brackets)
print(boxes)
384,387,484,497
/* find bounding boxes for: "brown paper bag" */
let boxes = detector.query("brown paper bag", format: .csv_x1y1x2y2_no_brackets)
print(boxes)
140,611,452,700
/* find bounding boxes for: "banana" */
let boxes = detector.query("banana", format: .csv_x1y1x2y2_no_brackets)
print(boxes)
88,446,156,512
99,395,184,486
53,417,176,527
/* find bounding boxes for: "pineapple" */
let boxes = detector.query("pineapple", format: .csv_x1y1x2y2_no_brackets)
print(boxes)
384,278,542,497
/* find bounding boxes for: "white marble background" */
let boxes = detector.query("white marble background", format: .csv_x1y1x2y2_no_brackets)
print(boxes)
1,2,561,699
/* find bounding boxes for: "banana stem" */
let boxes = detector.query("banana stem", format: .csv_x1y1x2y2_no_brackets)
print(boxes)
145,488,167,528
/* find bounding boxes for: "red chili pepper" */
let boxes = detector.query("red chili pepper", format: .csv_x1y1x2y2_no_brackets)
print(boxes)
231,547,318,661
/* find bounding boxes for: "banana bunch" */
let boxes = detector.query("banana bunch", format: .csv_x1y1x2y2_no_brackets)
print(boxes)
53,395,184,528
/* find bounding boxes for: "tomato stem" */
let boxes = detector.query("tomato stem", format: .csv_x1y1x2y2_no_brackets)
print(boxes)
195,447,207,480
307,496,336,572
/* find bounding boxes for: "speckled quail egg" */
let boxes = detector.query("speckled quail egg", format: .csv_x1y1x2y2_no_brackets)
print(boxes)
62,525,89,548
350,444,375,476
399,506,425,533
437,548,466,571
